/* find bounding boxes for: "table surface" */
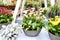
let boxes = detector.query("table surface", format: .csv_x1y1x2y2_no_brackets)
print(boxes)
0,17,51,40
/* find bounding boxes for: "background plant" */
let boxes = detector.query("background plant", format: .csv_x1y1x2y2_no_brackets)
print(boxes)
0,7,13,23
48,4,60,18
47,0,51,7
25,0,40,10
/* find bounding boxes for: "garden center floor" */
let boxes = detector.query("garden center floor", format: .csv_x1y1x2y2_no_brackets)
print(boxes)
0,17,51,40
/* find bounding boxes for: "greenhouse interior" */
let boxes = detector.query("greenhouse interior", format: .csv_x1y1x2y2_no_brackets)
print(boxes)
0,0,60,40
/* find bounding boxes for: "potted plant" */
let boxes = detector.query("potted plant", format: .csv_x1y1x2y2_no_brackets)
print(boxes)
47,16,60,40
0,7,13,29
22,9,45,37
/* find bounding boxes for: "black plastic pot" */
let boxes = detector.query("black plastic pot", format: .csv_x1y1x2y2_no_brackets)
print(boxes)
23,29,41,37
0,22,11,29
49,32,60,40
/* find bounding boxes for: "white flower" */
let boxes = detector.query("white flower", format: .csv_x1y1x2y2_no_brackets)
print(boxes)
7,33,12,37
10,28,14,32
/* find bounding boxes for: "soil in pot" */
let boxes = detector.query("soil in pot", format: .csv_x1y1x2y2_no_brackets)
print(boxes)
23,29,41,37
49,32,60,40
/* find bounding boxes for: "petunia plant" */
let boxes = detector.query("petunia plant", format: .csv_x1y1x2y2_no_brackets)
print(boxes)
0,7,13,23
22,10,45,31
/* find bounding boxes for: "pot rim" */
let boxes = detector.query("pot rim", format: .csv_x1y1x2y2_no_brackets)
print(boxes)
23,28,41,31
0,22,11,25
49,32,60,38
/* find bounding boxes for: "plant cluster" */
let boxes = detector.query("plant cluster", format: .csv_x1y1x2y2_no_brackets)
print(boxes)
48,4,60,18
0,7,13,23
22,10,45,31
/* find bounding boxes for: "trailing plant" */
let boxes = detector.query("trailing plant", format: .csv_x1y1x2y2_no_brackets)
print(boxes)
0,23,22,40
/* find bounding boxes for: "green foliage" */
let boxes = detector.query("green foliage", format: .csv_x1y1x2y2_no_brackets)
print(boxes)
0,0,3,5
47,0,51,7
48,4,60,18
0,14,13,23
22,11,44,31
41,8,50,14
47,23,60,36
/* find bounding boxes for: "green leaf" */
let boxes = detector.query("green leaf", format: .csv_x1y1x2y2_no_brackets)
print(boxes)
26,28,29,31
55,33,58,36
37,27,40,31
0,14,13,23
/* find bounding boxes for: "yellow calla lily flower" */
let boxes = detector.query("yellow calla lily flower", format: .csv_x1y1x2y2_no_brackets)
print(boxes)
55,16,59,21
49,18,53,21
49,16,60,26
58,18,60,22
50,21,59,26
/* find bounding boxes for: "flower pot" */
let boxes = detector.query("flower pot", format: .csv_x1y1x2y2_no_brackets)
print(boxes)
0,22,11,29
23,29,41,37
49,32,60,40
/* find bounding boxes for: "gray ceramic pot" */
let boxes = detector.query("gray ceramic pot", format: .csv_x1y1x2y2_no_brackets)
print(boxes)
0,22,11,29
23,29,41,37
49,32,60,40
